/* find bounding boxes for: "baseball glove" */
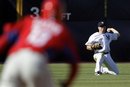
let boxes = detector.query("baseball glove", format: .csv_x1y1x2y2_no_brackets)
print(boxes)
91,42,102,50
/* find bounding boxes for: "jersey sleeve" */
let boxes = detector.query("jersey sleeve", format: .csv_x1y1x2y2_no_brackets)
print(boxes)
85,32,97,45
106,32,119,41
85,37,92,45
0,17,27,53
0,23,14,53
62,26,80,60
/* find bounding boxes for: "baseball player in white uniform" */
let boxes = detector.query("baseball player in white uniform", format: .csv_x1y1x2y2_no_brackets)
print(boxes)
85,21,120,76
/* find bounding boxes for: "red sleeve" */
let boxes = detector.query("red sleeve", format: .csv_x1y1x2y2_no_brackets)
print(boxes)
0,23,13,53
0,16,26,54
62,26,80,61
61,25,80,87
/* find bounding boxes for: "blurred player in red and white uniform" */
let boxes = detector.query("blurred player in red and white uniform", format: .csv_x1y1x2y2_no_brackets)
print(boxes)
0,0,80,87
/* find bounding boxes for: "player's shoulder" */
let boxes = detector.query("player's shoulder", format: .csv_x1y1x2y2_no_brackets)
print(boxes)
89,32,100,38
87,32,99,41
91,32,99,36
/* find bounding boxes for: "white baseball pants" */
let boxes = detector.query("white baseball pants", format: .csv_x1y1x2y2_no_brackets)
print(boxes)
0,48,54,87
93,53,119,75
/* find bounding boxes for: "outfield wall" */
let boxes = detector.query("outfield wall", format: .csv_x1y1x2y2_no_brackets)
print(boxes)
0,0,130,62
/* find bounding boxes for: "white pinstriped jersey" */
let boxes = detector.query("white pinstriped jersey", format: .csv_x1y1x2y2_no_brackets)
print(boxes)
85,32,119,53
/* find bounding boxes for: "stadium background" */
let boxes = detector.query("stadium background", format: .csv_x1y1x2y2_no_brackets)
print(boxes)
0,0,130,63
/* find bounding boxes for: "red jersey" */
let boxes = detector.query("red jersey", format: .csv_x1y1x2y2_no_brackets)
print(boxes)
0,16,79,59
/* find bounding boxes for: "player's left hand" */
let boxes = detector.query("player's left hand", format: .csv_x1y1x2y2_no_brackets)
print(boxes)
91,42,102,50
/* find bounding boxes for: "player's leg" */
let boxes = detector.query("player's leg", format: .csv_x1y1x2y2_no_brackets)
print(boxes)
19,49,55,87
39,65,55,87
22,66,54,87
93,53,105,75
0,54,22,87
103,54,119,75
101,66,117,75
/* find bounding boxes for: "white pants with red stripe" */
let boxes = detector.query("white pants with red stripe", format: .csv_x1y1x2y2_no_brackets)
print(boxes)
0,48,54,87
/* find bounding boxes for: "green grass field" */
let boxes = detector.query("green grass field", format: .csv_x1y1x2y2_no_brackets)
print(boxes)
0,63,130,87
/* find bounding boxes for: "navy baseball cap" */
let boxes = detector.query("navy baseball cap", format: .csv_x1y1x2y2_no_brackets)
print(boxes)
98,21,106,27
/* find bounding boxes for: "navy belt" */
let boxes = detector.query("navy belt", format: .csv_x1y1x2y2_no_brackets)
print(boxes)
103,52,109,54
95,52,109,54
